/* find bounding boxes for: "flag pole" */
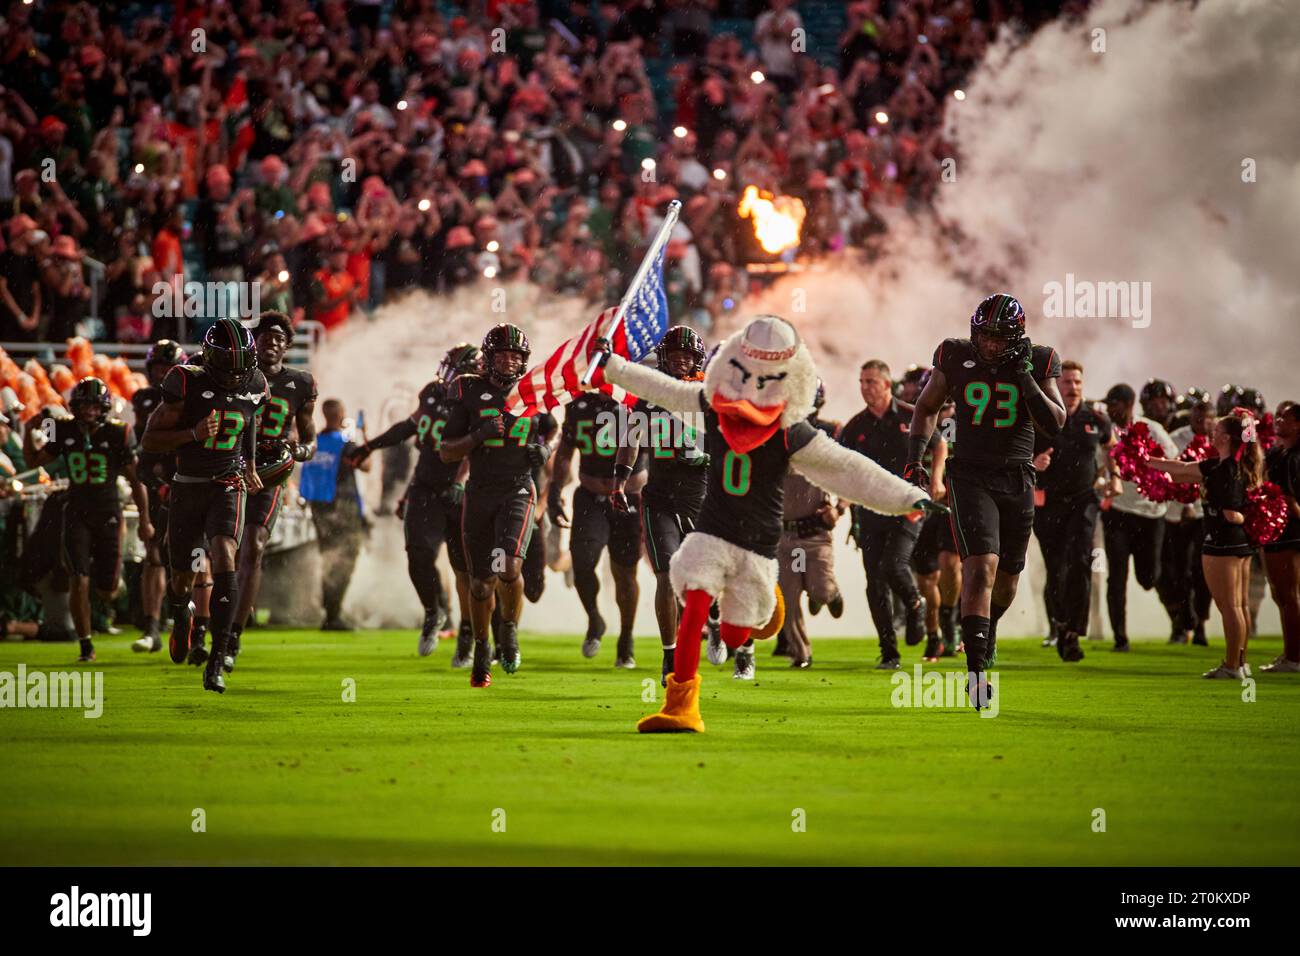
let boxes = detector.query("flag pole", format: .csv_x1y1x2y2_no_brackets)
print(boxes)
581,199,681,386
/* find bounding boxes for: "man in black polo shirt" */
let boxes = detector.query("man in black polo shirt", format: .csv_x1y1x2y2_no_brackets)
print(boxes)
841,359,941,668
1032,359,1114,662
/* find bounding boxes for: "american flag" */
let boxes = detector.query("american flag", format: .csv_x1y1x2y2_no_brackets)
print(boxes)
506,242,671,416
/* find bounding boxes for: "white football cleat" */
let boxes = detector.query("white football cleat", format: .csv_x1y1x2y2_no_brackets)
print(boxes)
1202,663,1244,680
732,647,755,680
132,634,161,653
706,620,728,666
1260,655,1300,673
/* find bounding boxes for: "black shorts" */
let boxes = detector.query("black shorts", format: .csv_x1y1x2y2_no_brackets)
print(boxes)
245,483,287,537
911,512,947,575
641,491,700,574
945,461,1036,574
461,481,536,579
1203,542,1256,558
62,502,123,592
571,485,642,568
405,484,466,573
167,479,247,571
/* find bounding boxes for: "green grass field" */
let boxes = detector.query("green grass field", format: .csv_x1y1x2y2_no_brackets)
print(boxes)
2,629,1297,866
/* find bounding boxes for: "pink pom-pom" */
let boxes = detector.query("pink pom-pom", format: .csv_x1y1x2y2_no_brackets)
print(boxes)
1170,434,1215,504
1245,482,1288,548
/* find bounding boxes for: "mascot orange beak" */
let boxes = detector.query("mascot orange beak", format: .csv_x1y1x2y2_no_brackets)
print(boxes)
711,394,786,454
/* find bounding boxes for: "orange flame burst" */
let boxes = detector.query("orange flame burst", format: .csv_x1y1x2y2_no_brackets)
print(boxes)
738,185,806,255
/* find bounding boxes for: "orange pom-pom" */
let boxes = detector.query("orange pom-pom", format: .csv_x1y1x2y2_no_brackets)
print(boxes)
66,336,92,364
49,364,76,393
23,359,50,387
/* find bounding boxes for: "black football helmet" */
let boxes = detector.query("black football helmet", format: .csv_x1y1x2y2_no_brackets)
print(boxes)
145,339,187,372
255,440,296,488
202,318,258,391
1178,386,1209,411
1140,379,1175,403
438,342,481,385
1238,387,1266,417
1216,384,1245,417
481,324,530,390
656,325,707,379
970,293,1026,368
69,376,113,425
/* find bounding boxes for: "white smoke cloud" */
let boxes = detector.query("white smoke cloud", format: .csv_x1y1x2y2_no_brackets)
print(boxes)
315,0,1288,639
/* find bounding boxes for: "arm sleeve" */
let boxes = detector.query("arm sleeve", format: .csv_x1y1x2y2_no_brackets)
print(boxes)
366,417,419,450
600,353,704,416
789,429,926,516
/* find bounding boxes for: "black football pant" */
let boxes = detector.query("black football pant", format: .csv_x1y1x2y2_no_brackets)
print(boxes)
1036,490,1101,636
856,509,922,652
1162,518,1210,631
1102,508,1165,642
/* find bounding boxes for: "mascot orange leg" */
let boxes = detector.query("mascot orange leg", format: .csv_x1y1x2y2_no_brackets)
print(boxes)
637,589,712,733
720,623,752,648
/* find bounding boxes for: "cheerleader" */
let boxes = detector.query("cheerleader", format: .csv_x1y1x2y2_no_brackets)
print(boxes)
1147,409,1264,679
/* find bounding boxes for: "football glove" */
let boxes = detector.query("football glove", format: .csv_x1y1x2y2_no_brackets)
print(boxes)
1003,337,1034,378
525,442,550,469
903,460,931,490
441,483,465,507
913,497,950,517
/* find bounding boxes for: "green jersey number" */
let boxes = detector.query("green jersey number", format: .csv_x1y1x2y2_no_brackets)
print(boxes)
651,415,674,459
964,382,1019,428
480,409,531,447
720,449,752,496
65,451,108,485
575,418,615,458
417,415,446,449
203,411,247,451
260,396,291,438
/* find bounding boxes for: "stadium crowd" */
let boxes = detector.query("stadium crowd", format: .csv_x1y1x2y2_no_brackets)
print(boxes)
0,0,1089,345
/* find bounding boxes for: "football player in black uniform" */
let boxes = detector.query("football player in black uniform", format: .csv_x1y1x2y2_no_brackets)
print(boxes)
1032,359,1113,662
439,324,549,687
24,378,151,662
549,391,647,667
349,343,479,662
130,340,186,653
142,318,268,693
625,327,711,683
230,312,317,670
908,294,1065,707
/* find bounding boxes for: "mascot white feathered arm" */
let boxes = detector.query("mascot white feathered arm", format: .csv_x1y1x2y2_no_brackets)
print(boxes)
599,352,703,415
790,430,935,517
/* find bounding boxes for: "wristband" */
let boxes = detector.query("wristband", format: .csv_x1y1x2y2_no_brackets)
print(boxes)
906,434,929,465
613,463,633,481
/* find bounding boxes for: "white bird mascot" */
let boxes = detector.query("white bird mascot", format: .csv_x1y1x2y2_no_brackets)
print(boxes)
596,315,942,732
